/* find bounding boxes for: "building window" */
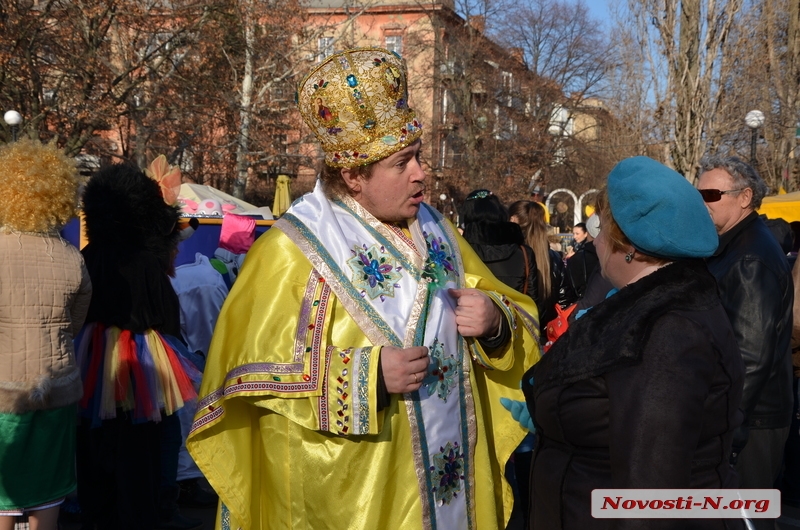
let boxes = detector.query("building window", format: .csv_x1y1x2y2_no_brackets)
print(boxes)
500,71,513,107
549,105,574,136
501,71,513,90
318,37,334,62
385,35,402,55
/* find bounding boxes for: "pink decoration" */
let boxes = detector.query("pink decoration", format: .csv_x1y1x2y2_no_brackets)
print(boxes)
219,214,256,255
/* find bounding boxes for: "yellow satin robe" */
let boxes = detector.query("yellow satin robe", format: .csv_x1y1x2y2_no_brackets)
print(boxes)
187,224,540,530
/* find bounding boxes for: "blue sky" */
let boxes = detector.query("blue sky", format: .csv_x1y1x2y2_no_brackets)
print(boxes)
585,0,614,29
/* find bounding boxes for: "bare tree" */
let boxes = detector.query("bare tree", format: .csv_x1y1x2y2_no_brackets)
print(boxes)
484,0,616,194
493,0,611,100
606,0,743,181
0,0,212,158
709,0,800,191
392,0,582,200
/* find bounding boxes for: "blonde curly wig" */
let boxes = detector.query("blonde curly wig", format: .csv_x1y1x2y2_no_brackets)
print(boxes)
0,138,80,233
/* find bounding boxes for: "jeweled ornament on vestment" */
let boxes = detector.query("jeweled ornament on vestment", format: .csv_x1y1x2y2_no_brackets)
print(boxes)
422,231,457,286
347,243,402,301
423,337,457,401
430,441,466,506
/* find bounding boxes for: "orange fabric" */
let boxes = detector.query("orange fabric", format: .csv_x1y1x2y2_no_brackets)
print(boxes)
544,303,577,352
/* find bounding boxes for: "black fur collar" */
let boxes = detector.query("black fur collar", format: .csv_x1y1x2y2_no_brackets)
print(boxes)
532,259,719,394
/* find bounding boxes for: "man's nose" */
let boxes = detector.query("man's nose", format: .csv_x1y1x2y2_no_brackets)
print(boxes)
410,158,425,181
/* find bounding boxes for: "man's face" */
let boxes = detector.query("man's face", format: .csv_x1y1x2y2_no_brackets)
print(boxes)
344,141,426,222
697,168,753,235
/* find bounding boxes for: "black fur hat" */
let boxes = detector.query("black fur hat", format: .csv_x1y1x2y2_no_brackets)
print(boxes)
82,163,180,268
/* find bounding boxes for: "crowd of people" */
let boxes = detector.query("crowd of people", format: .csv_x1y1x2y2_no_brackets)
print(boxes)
0,46,798,530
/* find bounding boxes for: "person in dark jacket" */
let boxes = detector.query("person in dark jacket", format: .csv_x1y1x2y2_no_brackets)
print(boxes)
522,156,745,530
462,189,538,300
565,235,599,300
699,155,794,530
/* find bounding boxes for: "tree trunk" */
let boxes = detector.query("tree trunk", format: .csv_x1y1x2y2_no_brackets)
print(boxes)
232,0,255,199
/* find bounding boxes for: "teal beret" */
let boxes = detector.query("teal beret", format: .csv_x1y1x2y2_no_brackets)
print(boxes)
607,156,718,259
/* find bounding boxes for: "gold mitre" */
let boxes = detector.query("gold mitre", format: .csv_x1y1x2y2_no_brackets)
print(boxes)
297,47,423,168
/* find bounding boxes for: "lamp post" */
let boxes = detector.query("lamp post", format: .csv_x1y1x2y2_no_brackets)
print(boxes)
745,110,765,167
3,110,22,142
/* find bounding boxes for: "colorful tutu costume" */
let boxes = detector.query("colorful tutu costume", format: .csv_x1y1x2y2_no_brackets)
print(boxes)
76,324,200,426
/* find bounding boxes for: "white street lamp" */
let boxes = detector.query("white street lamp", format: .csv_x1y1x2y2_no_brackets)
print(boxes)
3,110,22,142
745,110,765,166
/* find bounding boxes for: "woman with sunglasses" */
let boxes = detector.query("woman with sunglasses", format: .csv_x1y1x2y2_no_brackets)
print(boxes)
522,156,745,530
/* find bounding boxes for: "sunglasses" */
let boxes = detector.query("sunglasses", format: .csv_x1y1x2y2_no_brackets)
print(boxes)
698,188,746,203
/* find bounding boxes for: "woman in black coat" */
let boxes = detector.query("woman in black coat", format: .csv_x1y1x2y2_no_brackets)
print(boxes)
461,189,538,300
523,157,745,530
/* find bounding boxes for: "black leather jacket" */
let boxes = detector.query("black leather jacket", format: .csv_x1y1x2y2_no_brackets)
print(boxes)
706,212,794,435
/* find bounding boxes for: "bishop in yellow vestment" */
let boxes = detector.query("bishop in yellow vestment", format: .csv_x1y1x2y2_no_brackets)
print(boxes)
187,47,540,530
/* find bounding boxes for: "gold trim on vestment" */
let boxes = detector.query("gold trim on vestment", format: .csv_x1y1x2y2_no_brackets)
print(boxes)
276,222,389,347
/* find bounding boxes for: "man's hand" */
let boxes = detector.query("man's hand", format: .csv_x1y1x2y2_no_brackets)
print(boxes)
381,346,430,394
449,288,502,338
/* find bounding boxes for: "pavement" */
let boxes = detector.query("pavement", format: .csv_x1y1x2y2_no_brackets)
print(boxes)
43,497,800,530
56,505,216,530
53,486,218,530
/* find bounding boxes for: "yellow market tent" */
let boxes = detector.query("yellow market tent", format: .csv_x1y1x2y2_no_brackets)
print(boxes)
758,191,800,223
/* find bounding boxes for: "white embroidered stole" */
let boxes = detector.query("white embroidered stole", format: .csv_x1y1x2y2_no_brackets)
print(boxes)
277,182,477,530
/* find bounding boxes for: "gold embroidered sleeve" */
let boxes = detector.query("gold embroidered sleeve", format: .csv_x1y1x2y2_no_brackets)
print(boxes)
191,229,387,437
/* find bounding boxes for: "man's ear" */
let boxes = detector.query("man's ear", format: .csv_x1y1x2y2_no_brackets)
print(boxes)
341,167,361,195
739,187,754,209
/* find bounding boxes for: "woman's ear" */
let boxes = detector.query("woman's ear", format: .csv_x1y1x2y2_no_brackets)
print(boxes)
341,167,361,195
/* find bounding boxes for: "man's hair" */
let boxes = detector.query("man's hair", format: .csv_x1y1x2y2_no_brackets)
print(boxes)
698,155,769,209
319,162,375,198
